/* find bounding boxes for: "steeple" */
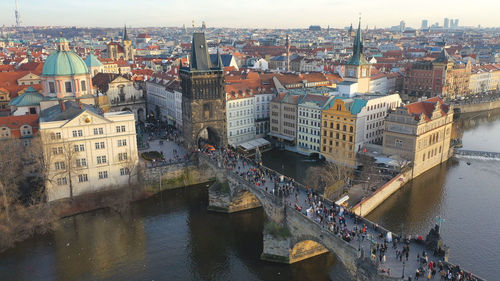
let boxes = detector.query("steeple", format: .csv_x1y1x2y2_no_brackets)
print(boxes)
123,24,129,41
346,16,369,66
216,48,224,70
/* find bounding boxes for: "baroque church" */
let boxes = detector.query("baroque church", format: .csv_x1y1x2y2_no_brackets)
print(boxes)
104,26,135,61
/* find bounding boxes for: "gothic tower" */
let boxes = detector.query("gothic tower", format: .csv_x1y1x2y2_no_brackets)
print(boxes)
123,25,134,61
180,32,227,151
343,17,372,93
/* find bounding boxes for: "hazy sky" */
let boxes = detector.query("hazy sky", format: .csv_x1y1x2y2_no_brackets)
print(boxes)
1,0,499,29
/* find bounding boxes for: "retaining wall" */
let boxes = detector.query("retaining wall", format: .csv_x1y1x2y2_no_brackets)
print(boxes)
351,169,412,217
456,99,500,114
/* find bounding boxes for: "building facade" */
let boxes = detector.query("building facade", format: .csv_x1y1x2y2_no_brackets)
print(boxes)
39,101,138,201
383,97,453,178
320,98,361,167
297,94,331,155
226,91,255,146
269,93,299,146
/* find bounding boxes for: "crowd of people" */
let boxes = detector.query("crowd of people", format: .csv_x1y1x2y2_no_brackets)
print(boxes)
200,146,479,281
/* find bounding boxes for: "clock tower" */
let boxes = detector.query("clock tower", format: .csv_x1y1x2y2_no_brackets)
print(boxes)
344,18,372,93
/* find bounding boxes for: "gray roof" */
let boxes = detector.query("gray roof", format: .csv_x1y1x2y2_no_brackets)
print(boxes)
9,86,44,107
40,100,102,122
210,54,232,67
190,33,212,70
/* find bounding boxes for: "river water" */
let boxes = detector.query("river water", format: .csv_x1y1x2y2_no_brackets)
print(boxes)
1,111,499,281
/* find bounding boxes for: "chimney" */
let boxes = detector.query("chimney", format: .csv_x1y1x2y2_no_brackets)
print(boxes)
59,100,66,111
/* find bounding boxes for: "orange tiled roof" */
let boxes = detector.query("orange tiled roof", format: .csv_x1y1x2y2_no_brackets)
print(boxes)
405,97,449,122
0,114,39,138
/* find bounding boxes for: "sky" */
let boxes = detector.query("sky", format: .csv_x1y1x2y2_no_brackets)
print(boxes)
1,0,499,29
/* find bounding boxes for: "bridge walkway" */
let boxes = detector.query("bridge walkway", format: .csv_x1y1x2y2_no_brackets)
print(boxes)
200,151,475,280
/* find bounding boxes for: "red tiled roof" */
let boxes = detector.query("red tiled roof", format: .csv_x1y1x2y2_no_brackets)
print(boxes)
0,114,39,138
405,97,449,122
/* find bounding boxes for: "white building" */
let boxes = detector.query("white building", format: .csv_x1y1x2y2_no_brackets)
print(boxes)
39,100,138,202
99,75,146,122
145,75,182,129
355,93,402,147
254,92,274,137
226,91,255,147
297,94,332,155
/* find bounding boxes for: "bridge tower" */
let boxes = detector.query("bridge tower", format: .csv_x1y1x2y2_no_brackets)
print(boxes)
180,32,227,151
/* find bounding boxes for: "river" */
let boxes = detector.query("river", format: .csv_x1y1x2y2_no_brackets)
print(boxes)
0,111,499,281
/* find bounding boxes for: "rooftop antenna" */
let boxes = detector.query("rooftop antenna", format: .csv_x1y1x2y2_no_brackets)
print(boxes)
15,0,21,27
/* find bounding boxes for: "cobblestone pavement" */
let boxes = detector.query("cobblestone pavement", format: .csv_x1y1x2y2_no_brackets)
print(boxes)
141,139,187,166
203,149,479,281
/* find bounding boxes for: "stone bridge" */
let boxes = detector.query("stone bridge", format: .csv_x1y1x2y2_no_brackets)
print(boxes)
199,154,384,281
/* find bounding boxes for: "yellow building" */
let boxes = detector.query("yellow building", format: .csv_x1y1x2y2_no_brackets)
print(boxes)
383,97,453,178
320,98,359,167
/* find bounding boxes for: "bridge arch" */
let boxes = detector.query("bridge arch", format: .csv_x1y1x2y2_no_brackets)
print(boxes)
289,237,330,263
197,126,222,149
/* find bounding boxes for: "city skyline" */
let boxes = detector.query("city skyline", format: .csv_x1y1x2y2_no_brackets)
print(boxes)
1,0,500,29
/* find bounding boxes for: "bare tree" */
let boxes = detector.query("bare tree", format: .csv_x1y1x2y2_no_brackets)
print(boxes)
0,138,58,253
39,132,80,201
306,161,354,201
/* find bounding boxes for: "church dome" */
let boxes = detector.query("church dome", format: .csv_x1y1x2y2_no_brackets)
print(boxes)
42,38,89,77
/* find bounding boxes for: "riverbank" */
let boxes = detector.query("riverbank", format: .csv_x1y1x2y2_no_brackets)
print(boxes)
453,97,500,114
0,163,215,254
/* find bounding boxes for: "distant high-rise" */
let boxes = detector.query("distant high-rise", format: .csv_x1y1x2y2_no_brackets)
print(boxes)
421,19,428,29
399,20,406,32
444,18,449,29
15,0,21,27
454,19,459,28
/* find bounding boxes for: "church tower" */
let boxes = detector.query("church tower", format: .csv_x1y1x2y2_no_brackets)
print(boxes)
123,25,134,61
344,17,372,93
180,32,227,151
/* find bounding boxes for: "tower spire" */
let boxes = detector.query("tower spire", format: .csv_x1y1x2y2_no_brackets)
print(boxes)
123,24,129,41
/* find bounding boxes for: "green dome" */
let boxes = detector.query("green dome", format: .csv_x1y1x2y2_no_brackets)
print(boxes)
42,50,89,77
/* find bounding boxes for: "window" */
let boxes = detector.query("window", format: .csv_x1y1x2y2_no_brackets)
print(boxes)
78,174,88,182
97,156,107,164
72,130,83,137
118,139,127,147
76,158,87,167
65,81,72,93
116,125,126,133
95,142,105,149
98,171,108,179
55,162,66,170
120,167,130,175
56,132,61,139
81,80,86,91
48,82,56,93
57,177,67,185
52,147,63,155
93,128,104,135
395,139,403,148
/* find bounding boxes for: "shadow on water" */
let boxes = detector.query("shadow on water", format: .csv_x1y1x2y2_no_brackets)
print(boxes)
0,185,352,281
